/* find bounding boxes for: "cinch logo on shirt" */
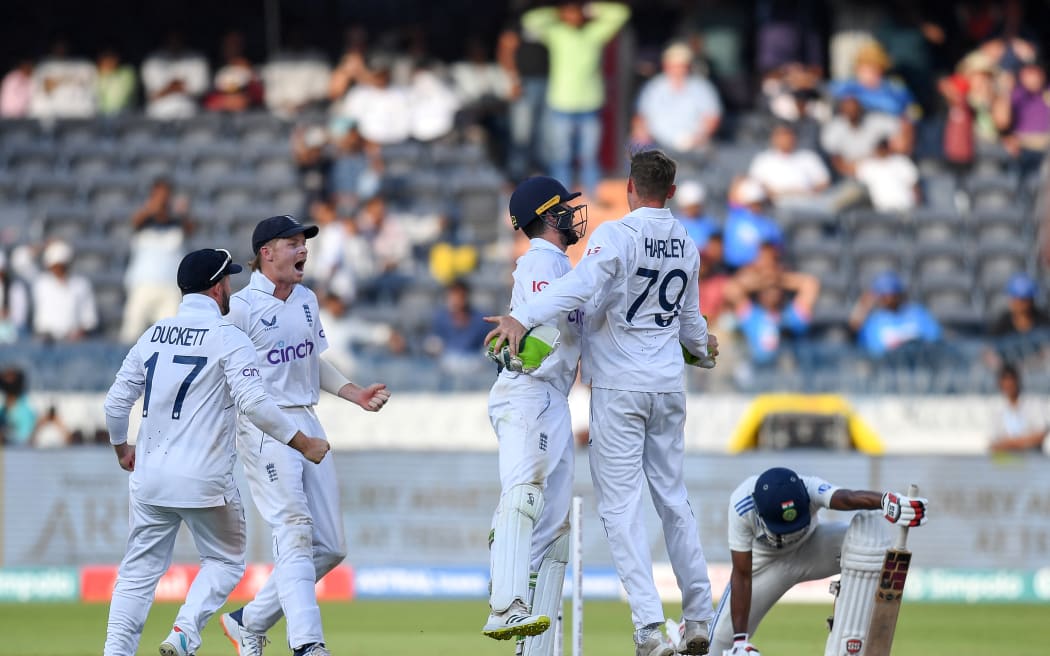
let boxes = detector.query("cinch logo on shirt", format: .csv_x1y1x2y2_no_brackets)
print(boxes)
266,339,315,364
241,367,260,377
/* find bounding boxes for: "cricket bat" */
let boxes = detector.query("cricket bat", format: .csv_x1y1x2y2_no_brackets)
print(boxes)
865,483,919,656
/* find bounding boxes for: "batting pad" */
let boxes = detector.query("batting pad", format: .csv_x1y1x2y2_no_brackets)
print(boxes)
523,532,569,656
490,484,545,612
825,511,892,656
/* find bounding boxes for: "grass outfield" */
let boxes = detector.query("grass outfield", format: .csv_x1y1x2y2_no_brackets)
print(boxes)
5,600,1047,655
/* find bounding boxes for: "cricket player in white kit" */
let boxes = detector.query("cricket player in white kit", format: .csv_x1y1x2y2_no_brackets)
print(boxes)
103,249,330,656
481,176,587,653
220,216,390,656
485,149,719,656
713,467,928,656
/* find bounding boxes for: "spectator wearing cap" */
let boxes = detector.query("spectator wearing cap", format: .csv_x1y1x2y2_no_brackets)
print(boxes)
141,31,209,119
854,138,919,212
722,178,784,270
829,40,917,119
120,178,193,344
849,271,940,357
32,241,98,342
674,181,719,251
990,364,1049,454
631,42,722,153
523,1,631,198
821,95,903,178
748,122,831,207
990,273,1050,337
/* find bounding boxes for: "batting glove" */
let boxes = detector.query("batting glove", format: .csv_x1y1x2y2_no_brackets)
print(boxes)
487,325,561,373
723,633,760,656
881,492,929,527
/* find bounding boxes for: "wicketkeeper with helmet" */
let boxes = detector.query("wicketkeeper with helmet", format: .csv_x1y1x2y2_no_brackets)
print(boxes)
482,176,587,656
712,467,928,656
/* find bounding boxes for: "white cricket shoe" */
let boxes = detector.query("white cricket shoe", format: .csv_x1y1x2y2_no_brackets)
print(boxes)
634,622,676,656
296,644,331,656
675,619,711,655
159,626,194,656
221,612,269,656
482,600,551,640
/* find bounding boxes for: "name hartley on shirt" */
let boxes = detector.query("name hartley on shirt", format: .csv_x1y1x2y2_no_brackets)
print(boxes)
644,237,690,259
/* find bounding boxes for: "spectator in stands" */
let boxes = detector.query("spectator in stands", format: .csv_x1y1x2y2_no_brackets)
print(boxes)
32,405,71,449
0,249,30,344
674,181,719,251
939,52,1000,166
261,29,332,118
0,367,35,447
699,232,730,324
1,58,33,117
855,138,920,211
30,39,97,119
120,178,192,343
523,1,631,198
327,25,372,102
304,199,348,300
450,35,513,146
994,59,1050,179
849,271,941,358
292,124,333,208
723,178,783,270
989,364,1048,454
499,23,549,181
990,273,1050,336
821,95,902,178
829,40,917,119
424,278,491,378
748,122,831,207
203,31,264,113
355,195,412,303
336,59,411,145
141,31,209,119
329,122,382,212
32,240,98,343
95,47,136,116
408,63,461,142
733,269,820,365
975,0,1037,75
631,42,722,153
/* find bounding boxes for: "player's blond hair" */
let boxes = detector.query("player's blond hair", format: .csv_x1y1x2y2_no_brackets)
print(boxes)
249,238,278,271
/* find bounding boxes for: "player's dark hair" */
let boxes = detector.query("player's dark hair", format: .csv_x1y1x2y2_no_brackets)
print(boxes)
522,216,547,239
999,363,1020,382
629,148,676,201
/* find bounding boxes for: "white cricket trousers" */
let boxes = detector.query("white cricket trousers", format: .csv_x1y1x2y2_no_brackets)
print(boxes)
104,492,246,656
237,406,346,649
709,522,848,653
489,374,574,570
588,387,714,629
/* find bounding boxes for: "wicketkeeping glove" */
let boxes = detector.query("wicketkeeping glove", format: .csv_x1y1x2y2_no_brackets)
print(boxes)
682,343,717,369
723,633,761,656
881,492,929,527
487,325,561,373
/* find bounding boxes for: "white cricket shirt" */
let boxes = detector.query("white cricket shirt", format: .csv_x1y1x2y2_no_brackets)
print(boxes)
510,207,708,393
499,238,581,397
727,474,840,557
105,294,294,508
228,271,329,407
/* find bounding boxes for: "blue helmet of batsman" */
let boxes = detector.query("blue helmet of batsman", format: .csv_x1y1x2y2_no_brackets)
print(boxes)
509,176,588,246
752,467,811,536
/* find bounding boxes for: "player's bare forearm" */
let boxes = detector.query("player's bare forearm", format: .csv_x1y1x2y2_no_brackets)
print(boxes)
729,550,753,633
340,382,391,412
830,489,884,511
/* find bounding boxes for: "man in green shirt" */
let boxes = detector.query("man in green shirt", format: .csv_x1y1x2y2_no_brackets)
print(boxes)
523,2,630,198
